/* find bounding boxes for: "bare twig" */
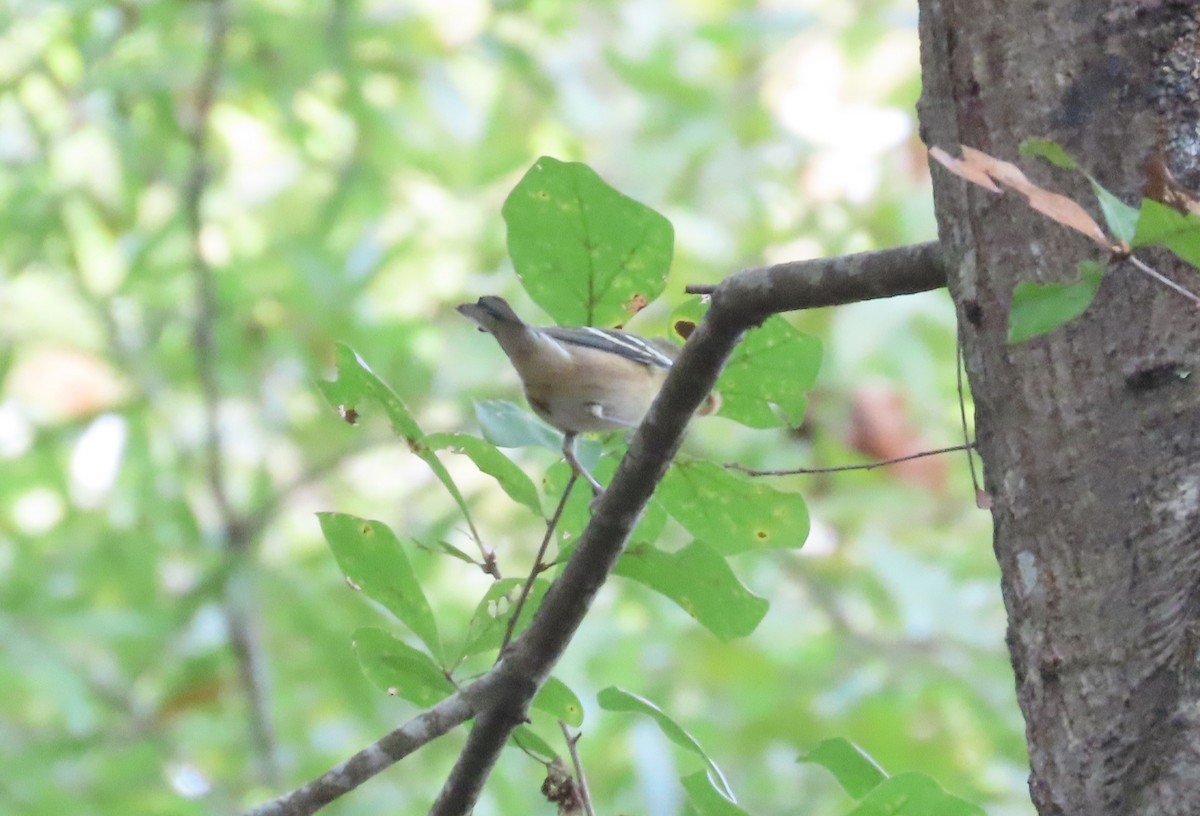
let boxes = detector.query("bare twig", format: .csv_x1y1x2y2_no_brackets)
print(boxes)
182,0,279,784
1126,254,1200,306
500,473,580,652
955,321,984,502
725,442,976,477
559,722,596,816
185,0,232,524
244,677,496,816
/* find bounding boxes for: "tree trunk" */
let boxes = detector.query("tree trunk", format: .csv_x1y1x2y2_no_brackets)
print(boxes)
916,2,1200,814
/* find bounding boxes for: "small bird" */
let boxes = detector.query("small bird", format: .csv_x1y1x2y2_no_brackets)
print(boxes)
456,296,718,495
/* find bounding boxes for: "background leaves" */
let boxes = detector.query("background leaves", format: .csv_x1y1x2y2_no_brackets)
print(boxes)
0,2,1021,815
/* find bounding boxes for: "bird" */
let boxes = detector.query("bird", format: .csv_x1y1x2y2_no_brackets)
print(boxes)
456,296,718,495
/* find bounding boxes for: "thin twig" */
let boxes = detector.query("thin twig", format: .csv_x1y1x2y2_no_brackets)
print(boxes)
500,472,579,652
1127,254,1200,306
725,442,976,477
182,0,279,785
956,321,984,501
559,722,596,816
185,0,233,524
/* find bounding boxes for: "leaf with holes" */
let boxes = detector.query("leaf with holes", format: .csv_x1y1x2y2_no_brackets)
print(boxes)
503,156,673,327
458,577,549,660
532,676,584,727
670,300,821,429
352,627,453,706
318,344,479,546
317,343,423,439
615,540,768,640
320,513,443,662
658,457,809,554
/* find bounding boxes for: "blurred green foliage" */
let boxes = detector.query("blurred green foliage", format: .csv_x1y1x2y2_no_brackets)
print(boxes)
0,1,1030,815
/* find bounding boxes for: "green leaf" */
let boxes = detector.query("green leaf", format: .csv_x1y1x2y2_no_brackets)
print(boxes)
352,627,454,706
502,156,674,327
319,513,443,662
1018,137,1078,170
1132,198,1200,267
681,771,752,816
424,432,543,515
318,343,480,546
475,399,562,452
658,457,809,555
532,676,584,727
458,577,549,660
431,540,479,566
615,540,769,640
511,725,558,762
722,315,822,428
847,772,984,816
1089,179,1138,244
317,342,423,439
598,686,733,800
1007,260,1105,344
798,738,887,799
671,301,821,429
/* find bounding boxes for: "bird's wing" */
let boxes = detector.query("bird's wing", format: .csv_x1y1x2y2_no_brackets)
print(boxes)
542,326,676,369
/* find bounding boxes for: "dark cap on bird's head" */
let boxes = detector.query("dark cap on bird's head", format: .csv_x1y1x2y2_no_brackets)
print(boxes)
455,296,524,332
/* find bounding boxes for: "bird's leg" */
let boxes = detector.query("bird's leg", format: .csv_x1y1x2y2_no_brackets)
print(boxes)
562,431,604,497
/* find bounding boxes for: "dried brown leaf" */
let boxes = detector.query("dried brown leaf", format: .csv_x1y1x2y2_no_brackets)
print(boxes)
1025,189,1111,248
929,145,1001,193
931,144,1114,249
961,146,1035,194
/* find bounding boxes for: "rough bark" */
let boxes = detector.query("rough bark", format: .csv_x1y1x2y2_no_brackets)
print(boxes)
917,2,1200,814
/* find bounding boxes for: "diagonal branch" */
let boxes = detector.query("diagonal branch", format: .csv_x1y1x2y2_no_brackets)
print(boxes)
243,241,946,815
244,675,501,816
427,241,947,815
